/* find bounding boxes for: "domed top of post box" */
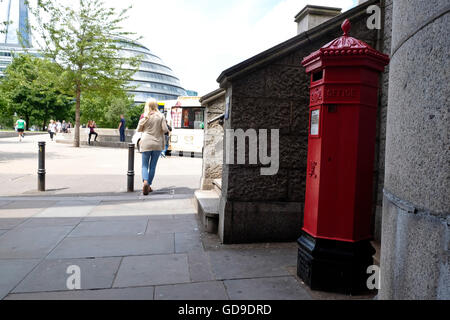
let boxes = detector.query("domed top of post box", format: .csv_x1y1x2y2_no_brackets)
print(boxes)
302,19,390,73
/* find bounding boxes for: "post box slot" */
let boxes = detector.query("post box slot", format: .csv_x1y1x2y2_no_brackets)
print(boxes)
312,70,323,82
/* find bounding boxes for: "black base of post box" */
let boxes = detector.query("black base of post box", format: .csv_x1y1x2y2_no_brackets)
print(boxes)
297,231,376,295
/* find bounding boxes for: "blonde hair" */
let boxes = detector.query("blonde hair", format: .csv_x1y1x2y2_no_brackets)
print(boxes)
144,98,159,118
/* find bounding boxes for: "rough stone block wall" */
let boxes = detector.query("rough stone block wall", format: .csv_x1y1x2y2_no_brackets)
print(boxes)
201,95,225,190
220,9,381,244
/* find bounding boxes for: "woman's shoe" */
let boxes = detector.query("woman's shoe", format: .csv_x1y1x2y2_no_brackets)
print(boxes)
143,183,150,196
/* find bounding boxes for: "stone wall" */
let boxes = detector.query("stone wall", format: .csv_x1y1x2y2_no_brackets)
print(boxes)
219,4,381,244
379,0,449,299
200,91,225,190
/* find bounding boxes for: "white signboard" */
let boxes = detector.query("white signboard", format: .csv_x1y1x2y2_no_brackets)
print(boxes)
311,110,320,136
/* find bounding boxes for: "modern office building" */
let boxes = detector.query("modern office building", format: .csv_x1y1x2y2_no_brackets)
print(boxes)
1,0,32,46
0,0,35,76
117,37,187,104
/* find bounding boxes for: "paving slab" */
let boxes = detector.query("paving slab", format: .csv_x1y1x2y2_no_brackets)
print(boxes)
47,233,174,259
173,213,199,220
137,199,197,212
0,259,41,299
224,276,312,300
188,251,215,283
0,200,11,208
146,218,199,234
68,219,148,238
155,281,228,300
12,257,122,294
86,209,174,220
0,230,8,237
5,286,155,300
33,201,99,219
92,199,196,216
0,218,26,230
19,217,84,228
83,214,161,222
175,232,203,253
0,200,54,219
0,226,73,259
208,248,297,280
113,254,190,288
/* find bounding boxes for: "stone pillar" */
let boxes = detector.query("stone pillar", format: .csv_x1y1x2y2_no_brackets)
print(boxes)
379,0,449,299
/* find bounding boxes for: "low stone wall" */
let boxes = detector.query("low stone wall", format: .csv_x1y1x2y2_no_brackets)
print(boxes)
0,131,47,139
56,129,136,145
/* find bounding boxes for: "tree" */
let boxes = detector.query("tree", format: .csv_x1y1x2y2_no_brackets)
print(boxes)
0,54,74,130
126,103,144,130
30,0,141,147
80,90,134,129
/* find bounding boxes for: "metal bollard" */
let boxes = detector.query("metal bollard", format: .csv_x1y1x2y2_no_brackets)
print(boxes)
38,142,46,192
127,143,135,192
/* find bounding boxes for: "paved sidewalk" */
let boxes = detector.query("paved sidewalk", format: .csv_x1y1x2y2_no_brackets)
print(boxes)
0,135,377,300
0,195,377,300
0,195,304,300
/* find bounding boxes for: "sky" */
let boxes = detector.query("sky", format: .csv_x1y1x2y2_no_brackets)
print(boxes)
28,0,358,96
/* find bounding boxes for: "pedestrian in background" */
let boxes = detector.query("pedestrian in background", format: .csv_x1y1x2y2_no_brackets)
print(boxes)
118,114,126,142
161,120,172,158
88,120,98,145
48,120,56,141
137,98,169,195
15,117,26,142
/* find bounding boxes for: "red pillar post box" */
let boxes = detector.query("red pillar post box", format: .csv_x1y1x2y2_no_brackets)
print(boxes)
297,19,389,294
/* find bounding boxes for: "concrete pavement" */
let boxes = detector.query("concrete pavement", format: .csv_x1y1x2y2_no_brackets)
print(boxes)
0,135,376,300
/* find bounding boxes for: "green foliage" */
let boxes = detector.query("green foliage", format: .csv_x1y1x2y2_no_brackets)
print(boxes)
30,0,142,146
80,91,135,129
126,103,144,129
0,54,74,130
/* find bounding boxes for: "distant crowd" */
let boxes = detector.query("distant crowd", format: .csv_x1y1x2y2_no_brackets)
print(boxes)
46,120,72,141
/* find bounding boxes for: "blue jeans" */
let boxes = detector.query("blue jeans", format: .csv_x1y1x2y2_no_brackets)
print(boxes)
120,130,125,142
142,151,161,185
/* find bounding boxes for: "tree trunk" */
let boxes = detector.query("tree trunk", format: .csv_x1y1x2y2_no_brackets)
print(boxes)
74,85,81,148
25,115,30,131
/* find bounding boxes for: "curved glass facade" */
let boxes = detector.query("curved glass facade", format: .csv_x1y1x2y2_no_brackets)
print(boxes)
117,38,186,104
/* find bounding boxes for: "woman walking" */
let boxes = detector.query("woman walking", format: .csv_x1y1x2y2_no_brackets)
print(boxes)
48,120,56,141
137,98,169,195
88,120,98,145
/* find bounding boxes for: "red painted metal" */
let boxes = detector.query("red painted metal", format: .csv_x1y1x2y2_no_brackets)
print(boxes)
301,19,390,243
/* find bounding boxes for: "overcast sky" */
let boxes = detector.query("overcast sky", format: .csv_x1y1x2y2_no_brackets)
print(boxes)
30,0,357,95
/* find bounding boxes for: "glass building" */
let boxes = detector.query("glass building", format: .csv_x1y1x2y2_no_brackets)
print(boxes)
0,0,35,76
117,38,187,104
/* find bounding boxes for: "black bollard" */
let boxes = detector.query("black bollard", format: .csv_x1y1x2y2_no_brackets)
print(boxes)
38,142,46,192
127,143,135,192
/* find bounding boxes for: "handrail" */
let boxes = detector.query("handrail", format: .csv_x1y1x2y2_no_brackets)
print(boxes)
208,113,225,125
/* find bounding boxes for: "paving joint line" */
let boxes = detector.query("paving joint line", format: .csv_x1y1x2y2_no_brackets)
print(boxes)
7,203,99,296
